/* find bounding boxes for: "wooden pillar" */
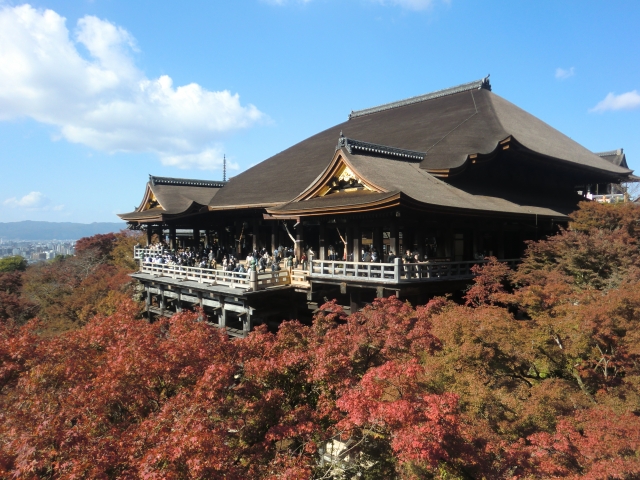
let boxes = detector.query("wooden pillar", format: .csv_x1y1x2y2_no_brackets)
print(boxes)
414,231,423,258
403,226,413,255
389,224,398,260
352,226,361,262
271,223,278,254
252,219,260,252
349,290,361,313
373,226,383,260
319,222,326,260
204,229,210,248
219,306,226,328
169,226,177,250
295,221,303,260
159,286,166,313
197,292,204,321
146,286,151,319
243,311,252,335
193,228,200,248
444,226,453,259
235,223,242,255
146,225,152,246
175,291,182,313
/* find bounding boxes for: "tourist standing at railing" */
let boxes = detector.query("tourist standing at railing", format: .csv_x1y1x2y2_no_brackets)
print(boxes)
402,250,412,278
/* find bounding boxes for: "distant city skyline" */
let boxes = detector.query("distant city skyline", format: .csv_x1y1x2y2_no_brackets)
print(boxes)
1,1,639,223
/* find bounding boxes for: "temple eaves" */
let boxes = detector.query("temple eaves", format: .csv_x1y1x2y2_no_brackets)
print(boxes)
336,136,425,161
348,75,491,119
149,175,227,188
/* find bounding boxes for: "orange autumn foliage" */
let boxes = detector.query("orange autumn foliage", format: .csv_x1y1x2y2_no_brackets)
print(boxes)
0,202,639,478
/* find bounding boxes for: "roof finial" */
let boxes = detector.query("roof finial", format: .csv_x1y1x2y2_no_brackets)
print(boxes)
223,154,227,182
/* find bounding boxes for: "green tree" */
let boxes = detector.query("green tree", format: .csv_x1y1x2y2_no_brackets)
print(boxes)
0,256,27,272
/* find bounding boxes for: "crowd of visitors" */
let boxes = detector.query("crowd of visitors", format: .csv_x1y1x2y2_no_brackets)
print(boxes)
139,241,310,274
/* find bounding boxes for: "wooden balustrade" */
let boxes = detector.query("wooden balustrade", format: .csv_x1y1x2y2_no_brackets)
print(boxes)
134,246,165,259
309,258,520,284
140,262,251,289
137,248,519,288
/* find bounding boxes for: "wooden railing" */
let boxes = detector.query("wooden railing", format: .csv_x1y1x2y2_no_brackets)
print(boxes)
139,262,292,292
290,268,310,288
256,270,291,289
134,246,165,260
141,262,251,289
310,260,399,284
309,258,520,284
137,248,519,288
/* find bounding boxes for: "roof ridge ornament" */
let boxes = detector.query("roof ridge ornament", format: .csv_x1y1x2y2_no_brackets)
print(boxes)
595,148,623,157
336,136,425,161
149,175,227,188
348,75,491,119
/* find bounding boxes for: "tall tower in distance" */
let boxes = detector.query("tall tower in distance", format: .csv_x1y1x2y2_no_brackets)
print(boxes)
223,154,227,182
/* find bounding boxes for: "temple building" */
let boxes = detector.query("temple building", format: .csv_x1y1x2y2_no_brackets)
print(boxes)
119,77,636,335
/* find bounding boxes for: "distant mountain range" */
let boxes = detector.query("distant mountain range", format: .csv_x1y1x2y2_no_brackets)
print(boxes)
0,221,127,241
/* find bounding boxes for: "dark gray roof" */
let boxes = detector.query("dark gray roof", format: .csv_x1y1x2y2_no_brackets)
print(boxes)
349,76,491,119
210,78,632,211
118,176,225,222
270,149,575,218
150,175,227,188
337,136,424,161
272,191,398,213
595,149,628,169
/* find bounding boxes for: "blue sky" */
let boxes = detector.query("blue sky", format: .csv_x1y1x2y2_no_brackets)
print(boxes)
1,0,639,223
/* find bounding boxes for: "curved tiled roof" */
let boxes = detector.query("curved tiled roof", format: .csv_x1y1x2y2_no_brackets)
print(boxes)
596,149,628,169
268,149,575,219
210,78,632,210
118,176,225,222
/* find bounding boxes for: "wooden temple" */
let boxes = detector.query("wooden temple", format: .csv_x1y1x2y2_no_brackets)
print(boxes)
119,77,635,335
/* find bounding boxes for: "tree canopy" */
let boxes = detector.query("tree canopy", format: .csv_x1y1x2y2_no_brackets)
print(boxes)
1,203,639,478
0,255,27,272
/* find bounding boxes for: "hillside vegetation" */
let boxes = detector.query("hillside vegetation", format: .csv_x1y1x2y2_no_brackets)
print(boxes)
1,203,640,479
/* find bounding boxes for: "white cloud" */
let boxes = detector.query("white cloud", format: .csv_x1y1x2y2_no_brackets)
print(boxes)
555,67,575,80
590,90,640,113
4,191,49,209
0,4,264,170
